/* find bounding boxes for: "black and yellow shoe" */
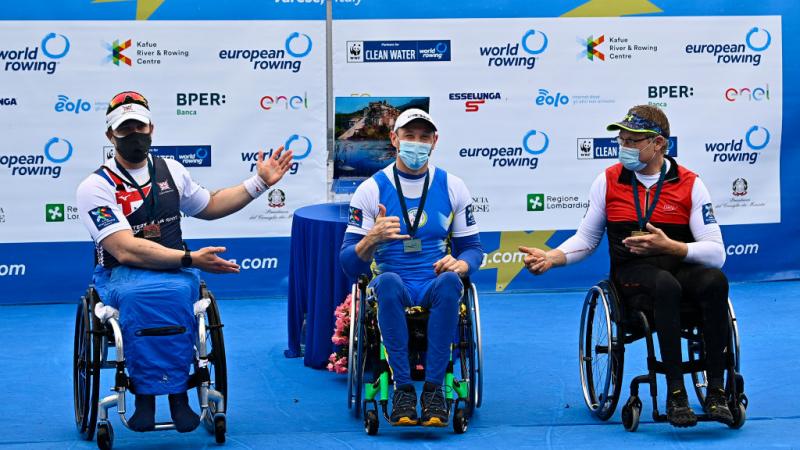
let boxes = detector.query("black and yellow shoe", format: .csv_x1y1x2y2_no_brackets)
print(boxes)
666,389,698,428
704,387,734,425
420,383,449,427
390,385,419,426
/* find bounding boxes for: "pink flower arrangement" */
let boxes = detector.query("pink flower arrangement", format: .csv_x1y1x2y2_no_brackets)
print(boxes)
327,293,353,374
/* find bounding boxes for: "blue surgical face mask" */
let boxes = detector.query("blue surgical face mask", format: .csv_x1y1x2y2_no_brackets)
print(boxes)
618,140,655,172
618,146,646,172
398,140,432,170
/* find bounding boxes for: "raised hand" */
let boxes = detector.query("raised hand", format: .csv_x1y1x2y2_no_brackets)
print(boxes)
256,146,294,187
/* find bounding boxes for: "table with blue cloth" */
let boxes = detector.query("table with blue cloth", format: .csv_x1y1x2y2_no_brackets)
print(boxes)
285,202,353,369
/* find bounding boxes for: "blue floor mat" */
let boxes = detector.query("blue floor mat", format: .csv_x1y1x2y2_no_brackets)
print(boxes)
1,280,798,448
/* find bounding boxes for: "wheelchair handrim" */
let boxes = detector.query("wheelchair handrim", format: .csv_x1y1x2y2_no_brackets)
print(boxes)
346,283,358,409
472,283,483,409
579,286,614,415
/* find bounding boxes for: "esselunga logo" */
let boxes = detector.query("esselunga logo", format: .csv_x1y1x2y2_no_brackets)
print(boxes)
705,125,770,164
685,27,771,66
458,129,549,170
218,32,312,72
448,92,502,112
0,32,70,74
0,137,72,179
479,29,548,70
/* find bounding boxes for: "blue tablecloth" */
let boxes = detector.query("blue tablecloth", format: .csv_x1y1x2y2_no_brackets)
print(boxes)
285,202,353,369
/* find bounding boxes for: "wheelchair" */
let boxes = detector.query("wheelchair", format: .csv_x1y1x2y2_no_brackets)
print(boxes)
578,279,747,431
346,274,483,435
73,281,227,449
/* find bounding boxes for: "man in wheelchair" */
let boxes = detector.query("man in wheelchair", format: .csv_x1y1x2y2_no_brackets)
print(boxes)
519,105,733,428
340,109,483,427
75,91,293,432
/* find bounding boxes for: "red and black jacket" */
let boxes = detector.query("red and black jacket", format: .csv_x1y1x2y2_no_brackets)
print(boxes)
605,156,696,271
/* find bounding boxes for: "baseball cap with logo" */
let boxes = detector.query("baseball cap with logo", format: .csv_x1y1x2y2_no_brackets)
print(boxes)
606,107,669,137
393,108,437,132
105,91,152,131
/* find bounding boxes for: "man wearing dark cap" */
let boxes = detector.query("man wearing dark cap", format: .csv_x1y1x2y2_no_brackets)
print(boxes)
340,109,483,428
76,91,293,432
519,104,733,428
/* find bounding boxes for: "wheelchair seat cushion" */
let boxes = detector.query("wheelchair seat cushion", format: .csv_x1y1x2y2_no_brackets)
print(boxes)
94,265,200,395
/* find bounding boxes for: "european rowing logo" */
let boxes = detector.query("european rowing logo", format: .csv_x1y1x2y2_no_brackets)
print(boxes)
219,32,313,72
685,27,771,66
459,130,550,171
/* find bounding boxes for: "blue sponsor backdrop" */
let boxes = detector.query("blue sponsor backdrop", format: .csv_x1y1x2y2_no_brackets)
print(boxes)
0,0,797,304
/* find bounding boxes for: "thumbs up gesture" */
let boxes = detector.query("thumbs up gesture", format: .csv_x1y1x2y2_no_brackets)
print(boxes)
366,203,410,245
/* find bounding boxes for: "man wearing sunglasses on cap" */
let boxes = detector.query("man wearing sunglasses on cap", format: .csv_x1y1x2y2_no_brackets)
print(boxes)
519,105,733,428
76,91,293,432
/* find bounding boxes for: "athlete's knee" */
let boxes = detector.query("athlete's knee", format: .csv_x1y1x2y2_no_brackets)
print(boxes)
436,271,462,291
652,270,681,301
694,268,729,306
431,272,462,307
372,272,404,304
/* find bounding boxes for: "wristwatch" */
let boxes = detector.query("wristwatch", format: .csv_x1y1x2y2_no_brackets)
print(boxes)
181,248,192,268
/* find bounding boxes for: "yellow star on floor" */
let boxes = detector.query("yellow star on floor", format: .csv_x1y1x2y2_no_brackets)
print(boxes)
480,230,556,292
562,0,662,17
92,0,166,20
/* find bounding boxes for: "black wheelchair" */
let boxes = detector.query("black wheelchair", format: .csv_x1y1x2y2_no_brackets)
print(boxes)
578,279,747,431
73,281,227,449
346,274,483,435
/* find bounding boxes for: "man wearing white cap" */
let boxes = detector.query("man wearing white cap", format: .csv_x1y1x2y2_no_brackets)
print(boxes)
76,91,293,432
340,108,483,427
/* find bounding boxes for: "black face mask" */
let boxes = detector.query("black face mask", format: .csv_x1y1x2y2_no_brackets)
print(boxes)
115,132,152,164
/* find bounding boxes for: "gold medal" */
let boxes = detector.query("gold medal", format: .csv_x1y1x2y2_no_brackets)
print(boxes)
630,230,650,237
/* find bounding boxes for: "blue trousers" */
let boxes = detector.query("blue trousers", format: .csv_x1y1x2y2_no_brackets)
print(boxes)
94,265,199,395
369,271,462,387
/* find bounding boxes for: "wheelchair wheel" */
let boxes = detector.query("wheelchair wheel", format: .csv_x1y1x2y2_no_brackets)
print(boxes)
96,422,114,450
346,283,358,410
73,291,101,441
201,288,228,433
348,285,367,418
579,281,623,421
459,282,483,416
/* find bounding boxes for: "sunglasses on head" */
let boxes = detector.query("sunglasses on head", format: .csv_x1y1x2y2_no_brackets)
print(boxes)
108,91,148,110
